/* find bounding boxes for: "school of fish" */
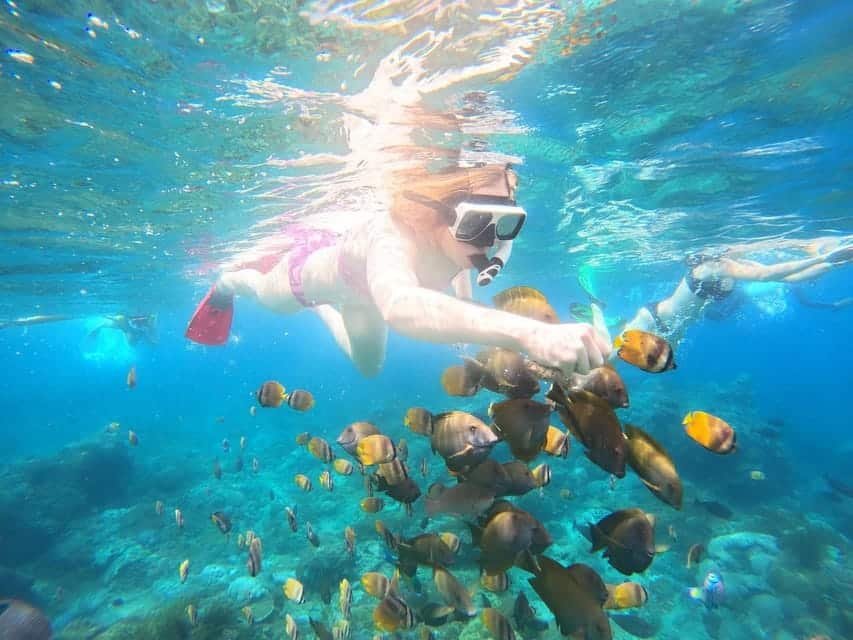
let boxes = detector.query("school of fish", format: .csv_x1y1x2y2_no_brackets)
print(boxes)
119,286,739,639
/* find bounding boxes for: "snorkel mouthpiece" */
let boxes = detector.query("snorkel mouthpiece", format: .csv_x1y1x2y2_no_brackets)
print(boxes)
471,239,514,286
477,257,504,286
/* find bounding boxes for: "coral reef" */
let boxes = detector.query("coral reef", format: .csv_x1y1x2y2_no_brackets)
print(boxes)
0,441,133,566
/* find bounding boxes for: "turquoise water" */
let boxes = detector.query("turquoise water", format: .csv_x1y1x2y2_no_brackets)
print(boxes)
0,1,851,639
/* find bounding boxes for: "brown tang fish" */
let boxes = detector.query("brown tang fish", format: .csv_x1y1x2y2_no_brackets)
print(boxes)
425,481,496,520
430,411,499,474
396,533,456,577
462,459,535,498
489,398,552,462
528,557,612,640
473,506,552,575
463,459,513,495
590,509,655,576
464,347,540,399
624,424,682,509
547,385,626,478
567,364,629,409
336,421,380,456
500,461,539,496
387,478,422,507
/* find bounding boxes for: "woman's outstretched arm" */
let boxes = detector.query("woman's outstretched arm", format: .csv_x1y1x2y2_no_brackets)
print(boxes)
365,233,609,375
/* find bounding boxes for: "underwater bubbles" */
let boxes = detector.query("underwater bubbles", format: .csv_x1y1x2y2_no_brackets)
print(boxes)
743,281,789,317
80,317,136,364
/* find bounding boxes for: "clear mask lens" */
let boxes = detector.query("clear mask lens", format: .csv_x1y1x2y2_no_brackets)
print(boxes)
495,213,524,239
455,211,492,241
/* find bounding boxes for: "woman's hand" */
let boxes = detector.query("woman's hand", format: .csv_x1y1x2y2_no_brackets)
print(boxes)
520,321,611,375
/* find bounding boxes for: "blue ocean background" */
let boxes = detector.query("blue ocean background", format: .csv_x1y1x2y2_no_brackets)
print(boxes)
0,1,850,639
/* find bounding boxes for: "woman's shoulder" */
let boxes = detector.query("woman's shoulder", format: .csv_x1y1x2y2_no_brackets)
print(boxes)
344,214,405,248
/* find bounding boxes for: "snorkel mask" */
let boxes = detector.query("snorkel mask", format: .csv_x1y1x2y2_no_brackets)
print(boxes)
400,165,526,286
451,166,526,285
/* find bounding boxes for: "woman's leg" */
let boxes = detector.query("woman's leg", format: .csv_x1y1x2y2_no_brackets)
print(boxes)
341,304,388,377
313,304,387,376
216,269,265,301
187,260,298,345
216,260,303,314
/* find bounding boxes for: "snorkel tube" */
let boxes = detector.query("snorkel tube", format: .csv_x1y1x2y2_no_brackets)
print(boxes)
472,239,514,286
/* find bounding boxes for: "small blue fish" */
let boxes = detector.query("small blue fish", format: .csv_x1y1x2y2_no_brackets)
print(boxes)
688,572,724,609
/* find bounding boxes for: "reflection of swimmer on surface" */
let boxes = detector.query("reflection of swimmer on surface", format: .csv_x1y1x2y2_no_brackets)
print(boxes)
0,314,73,330
622,235,853,345
88,314,159,345
185,2,607,377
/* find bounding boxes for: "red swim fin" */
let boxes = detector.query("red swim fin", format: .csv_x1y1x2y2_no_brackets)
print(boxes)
185,286,233,345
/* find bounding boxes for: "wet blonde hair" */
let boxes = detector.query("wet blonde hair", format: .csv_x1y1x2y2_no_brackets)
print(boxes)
388,164,515,240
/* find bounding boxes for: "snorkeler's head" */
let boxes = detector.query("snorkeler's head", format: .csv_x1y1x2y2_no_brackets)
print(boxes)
686,249,727,269
391,164,525,278
391,165,520,235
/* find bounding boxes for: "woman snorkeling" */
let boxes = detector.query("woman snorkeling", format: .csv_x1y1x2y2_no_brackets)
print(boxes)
186,163,609,377
622,235,853,343
185,2,604,376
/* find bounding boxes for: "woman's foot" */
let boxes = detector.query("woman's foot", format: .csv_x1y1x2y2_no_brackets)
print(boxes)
185,284,234,345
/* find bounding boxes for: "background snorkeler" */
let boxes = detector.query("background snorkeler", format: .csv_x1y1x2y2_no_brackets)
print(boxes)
88,314,159,346
604,235,853,346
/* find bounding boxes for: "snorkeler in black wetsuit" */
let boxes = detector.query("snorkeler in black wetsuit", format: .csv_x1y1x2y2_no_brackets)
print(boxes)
88,314,159,345
640,254,736,334
684,253,736,302
614,238,852,346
